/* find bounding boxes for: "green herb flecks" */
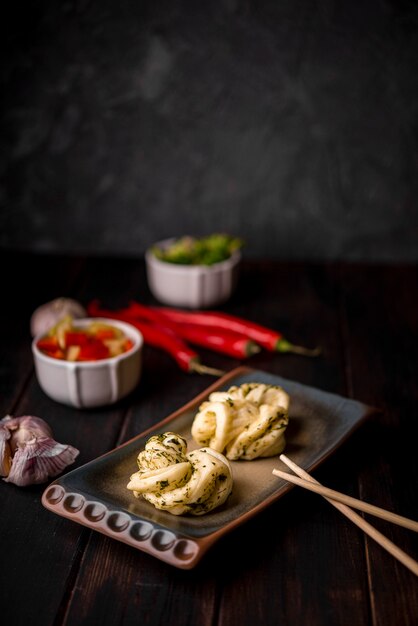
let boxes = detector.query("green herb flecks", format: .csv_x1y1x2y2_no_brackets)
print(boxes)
152,233,244,266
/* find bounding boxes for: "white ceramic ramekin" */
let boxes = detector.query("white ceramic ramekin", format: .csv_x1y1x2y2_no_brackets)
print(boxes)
32,318,143,408
145,238,241,308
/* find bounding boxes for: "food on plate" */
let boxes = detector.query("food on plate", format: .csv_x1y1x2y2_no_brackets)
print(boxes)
151,233,244,266
30,297,87,337
127,432,233,516
191,382,290,460
35,316,134,362
0,415,79,486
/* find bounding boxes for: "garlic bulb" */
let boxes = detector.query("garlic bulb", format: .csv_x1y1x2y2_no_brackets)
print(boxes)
127,432,233,516
30,297,87,337
0,422,12,477
191,382,290,461
0,415,79,486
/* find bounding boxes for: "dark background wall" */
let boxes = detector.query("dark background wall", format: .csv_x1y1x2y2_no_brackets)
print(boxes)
1,0,417,261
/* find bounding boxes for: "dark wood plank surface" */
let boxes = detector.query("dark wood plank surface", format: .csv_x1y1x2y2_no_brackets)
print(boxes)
0,252,417,626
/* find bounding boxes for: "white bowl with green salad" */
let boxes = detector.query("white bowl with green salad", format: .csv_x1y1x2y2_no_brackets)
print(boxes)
145,234,243,308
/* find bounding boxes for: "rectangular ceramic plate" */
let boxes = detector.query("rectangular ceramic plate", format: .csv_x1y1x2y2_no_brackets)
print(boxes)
42,366,376,569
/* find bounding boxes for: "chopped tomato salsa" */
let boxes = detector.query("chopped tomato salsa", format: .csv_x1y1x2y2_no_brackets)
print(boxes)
64,332,90,346
36,316,134,362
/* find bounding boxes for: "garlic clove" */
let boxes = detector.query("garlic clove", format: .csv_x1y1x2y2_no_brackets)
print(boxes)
0,422,12,477
1,414,80,486
4,437,79,487
30,297,87,337
1,415,53,454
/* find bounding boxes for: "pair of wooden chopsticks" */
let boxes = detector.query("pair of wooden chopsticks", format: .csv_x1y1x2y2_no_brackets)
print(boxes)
273,454,418,577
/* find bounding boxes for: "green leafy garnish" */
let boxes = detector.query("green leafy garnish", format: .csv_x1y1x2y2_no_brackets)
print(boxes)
152,233,244,266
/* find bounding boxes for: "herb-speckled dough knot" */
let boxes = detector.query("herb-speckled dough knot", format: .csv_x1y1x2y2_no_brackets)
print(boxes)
191,383,290,460
127,432,233,516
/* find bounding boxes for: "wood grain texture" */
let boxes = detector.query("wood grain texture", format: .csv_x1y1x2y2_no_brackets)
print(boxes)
0,252,417,626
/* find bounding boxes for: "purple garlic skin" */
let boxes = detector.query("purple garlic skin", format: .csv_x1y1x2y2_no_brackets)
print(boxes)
0,415,79,487
30,297,87,337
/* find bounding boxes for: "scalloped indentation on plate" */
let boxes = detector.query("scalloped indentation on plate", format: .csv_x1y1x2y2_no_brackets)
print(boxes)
84,502,107,523
44,485,65,505
129,521,153,542
107,512,131,533
63,493,85,513
40,486,200,567
151,529,176,552
173,539,199,562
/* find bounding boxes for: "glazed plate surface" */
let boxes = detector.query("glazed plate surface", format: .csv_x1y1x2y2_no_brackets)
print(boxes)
42,366,376,568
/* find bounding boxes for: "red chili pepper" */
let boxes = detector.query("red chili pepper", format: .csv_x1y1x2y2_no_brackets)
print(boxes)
117,300,165,324
87,301,224,375
173,324,260,358
104,300,260,359
151,306,321,356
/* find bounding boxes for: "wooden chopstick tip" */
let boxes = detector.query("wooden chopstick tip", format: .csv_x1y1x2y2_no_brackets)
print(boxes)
273,460,418,534
273,454,418,576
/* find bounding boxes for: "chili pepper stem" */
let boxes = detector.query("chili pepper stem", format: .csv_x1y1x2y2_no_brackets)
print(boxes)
276,338,322,357
190,361,225,376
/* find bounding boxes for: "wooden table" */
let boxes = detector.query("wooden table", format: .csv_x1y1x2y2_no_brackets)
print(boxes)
1,252,417,626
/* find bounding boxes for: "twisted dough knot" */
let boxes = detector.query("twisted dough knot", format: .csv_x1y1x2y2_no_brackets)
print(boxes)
136,432,188,470
191,383,290,460
127,432,233,516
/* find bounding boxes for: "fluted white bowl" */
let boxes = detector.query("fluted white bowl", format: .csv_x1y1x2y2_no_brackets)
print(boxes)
145,238,241,308
32,318,143,408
